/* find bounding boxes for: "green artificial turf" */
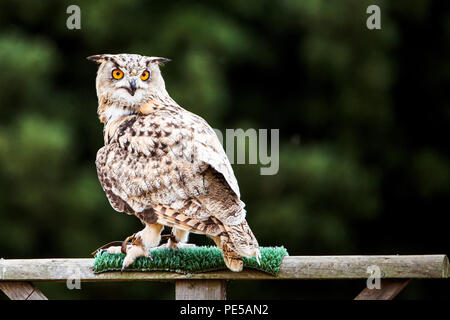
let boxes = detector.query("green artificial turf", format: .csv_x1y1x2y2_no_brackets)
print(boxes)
93,246,288,275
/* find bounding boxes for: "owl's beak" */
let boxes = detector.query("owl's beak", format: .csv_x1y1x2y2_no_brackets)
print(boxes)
128,79,137,96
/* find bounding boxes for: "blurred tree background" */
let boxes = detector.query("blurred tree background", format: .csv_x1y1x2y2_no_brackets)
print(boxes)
0,0,448,299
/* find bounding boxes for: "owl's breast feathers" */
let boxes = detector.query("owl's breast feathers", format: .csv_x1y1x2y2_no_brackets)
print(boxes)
96,104,246,227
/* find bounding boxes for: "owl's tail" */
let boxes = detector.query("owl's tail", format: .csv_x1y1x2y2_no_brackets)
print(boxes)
149,204,260,272
212,219,261,272
152,204,223,235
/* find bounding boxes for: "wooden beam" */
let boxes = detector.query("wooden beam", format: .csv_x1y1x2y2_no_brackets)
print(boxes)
0,281,48,300
0,255,447,282
354,279,411,300
175,280,226,300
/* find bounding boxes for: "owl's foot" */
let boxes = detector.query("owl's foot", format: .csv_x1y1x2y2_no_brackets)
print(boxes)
173,242,197,249
120,233,153,272
96,233,152,272
95,242,151,272
120,224,164,271
121,246,152,272
99,224,164,271
152,235,196,251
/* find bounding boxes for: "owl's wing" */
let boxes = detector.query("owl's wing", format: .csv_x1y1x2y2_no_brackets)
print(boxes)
96,111,259,265
189,114,241,198
96,111,242,217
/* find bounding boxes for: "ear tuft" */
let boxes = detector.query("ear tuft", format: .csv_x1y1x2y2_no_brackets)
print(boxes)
87,54,112,64
147,57,171,66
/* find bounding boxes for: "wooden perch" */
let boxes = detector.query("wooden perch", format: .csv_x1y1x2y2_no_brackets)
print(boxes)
0,255,447,281
0,255,447,300
0,281,47,300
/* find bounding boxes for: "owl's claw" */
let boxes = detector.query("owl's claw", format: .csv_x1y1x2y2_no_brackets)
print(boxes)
255,253,261,266
151,239,196,251
120,249,152,271
121,244,148,271
121,233,137,254
145,250,154,261
174,242,197,249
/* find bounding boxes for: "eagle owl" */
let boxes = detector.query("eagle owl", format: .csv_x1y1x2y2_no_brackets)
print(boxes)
88,53,260,272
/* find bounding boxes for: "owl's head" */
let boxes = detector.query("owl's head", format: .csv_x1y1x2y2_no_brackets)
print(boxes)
87,53,170,109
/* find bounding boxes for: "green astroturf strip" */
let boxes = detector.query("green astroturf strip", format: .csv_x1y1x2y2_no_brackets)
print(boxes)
93,246,288,275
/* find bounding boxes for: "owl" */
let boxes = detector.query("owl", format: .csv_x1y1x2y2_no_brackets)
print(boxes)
87,53,260,272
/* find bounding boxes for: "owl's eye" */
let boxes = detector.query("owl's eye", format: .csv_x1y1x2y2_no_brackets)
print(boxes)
140,70,150,81
112,68,124,80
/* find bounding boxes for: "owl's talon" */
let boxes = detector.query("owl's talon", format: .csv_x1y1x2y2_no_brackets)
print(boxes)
255,253,261,266
168,239,178,250
175,242,196,249
121,233,137,254
121,259,128,272
151,240,196,251
150,242,170,251
145,251,154,261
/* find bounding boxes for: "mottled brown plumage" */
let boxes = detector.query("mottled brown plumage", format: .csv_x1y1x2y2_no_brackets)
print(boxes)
89,53,260,271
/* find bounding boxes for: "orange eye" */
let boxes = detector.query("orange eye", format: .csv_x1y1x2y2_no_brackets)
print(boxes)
112,68,124,80
140,70,150,81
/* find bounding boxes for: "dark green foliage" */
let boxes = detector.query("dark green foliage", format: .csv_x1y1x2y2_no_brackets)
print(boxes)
0,0,448,299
